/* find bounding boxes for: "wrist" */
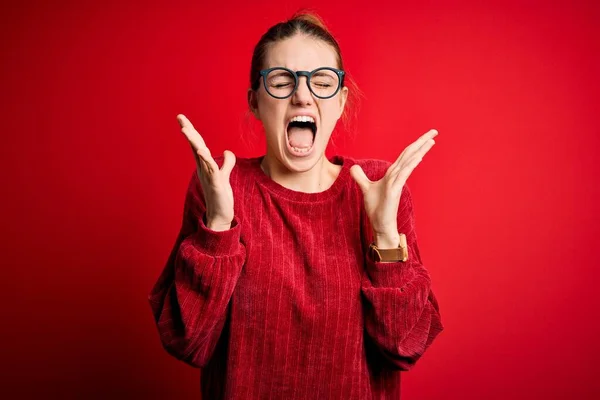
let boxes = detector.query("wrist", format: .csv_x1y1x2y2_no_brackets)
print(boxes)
374,231,400,249
204,215,232,231
207,222,232,231
370,232,409,262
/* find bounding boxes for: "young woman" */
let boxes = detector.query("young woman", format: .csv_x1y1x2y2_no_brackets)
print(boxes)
149,12,443,399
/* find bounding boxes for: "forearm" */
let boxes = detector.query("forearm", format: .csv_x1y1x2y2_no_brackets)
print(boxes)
361,259,443,370
149,215,246,367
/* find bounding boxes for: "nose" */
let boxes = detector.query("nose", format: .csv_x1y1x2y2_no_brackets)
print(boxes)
291,76,313,105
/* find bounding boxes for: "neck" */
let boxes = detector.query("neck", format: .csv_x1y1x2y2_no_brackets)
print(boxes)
260,153,341,193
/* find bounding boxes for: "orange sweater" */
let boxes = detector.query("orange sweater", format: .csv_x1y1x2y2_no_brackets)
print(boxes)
149,155,443,399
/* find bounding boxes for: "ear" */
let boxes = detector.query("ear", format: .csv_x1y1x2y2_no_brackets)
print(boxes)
247,88,260,120
338,86,349,120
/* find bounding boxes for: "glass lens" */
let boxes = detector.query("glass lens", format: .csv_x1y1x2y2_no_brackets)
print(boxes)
310,69,339,98
265,69,296,98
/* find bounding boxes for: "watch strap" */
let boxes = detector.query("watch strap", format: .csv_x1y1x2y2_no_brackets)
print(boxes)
369,233,408,262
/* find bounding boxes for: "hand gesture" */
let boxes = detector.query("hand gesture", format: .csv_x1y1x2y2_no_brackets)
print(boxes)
177,114,236,231
350,129,438,248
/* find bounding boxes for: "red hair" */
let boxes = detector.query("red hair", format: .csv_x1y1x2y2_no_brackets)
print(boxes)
248,10,361,134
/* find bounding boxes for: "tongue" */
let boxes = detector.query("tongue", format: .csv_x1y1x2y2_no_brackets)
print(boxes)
287,127,314,148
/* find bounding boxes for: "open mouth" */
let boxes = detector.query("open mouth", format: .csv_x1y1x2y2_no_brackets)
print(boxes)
286,116,317,155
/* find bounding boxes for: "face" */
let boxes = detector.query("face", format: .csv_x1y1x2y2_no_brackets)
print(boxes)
249,34,348,173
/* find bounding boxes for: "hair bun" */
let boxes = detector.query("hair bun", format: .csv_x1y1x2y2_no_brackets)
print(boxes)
290,10,328,31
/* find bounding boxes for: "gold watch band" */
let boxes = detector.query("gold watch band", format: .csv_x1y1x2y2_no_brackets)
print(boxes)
369,233,408,262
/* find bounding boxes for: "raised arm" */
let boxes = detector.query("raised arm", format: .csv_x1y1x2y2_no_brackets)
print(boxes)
148,114,244,367
350,129,444,370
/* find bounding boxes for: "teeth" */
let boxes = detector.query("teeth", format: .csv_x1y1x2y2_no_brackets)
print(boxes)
291,146,311,153
290,115,315,123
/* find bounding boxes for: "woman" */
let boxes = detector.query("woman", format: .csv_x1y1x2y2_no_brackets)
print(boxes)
149,12,443,399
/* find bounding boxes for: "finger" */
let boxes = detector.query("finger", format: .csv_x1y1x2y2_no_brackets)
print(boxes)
410,137,435,162
177,114,208,151
390,129,438,170
177,114,218,175
398,129,437,162
350,165,371,194
181,125,208,153
393,140,435,185
393,158,419,187
177,113,198,132
197,147,219,174
190,143,211,177
389,136,436,177
401,138,435,168
221,150,236,179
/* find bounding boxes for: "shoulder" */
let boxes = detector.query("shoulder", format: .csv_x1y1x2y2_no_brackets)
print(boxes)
185,155,258,193
339,155,391,182
349,157,392,181
339,155,413,202
195,154,258,182
211,154,257,171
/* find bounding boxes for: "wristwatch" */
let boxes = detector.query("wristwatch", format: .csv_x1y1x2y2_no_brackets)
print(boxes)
369,233,408,262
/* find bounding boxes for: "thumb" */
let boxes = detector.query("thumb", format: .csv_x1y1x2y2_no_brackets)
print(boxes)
350,165,371,194
221,150,236,179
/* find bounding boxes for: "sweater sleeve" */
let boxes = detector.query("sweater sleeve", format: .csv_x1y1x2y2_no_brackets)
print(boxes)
148,170,246,368
361,184,444,371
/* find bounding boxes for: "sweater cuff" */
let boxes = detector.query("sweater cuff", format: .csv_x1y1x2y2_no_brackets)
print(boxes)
193,214,242,256
364,249,417,288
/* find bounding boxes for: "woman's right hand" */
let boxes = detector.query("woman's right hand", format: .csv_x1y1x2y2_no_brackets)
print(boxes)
177,114,236,231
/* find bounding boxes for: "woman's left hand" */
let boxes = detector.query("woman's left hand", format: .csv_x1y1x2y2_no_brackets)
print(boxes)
350,129,438,248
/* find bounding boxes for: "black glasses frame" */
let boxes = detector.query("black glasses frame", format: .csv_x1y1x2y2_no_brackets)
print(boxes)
256,67,345,99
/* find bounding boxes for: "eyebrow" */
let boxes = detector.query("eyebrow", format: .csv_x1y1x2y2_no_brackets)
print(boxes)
267,72,293,80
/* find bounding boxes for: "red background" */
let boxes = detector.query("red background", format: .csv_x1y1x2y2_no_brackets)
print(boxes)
2,0,599,399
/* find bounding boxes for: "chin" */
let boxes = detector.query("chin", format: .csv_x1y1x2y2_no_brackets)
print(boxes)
281,153,322,172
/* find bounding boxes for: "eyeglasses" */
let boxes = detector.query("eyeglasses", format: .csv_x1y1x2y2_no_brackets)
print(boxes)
256,67,345,99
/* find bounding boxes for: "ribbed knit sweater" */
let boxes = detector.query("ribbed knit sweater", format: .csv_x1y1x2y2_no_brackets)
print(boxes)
148,155,443,399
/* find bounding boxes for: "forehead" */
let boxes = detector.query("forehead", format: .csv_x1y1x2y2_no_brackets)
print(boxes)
263,34,339,70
